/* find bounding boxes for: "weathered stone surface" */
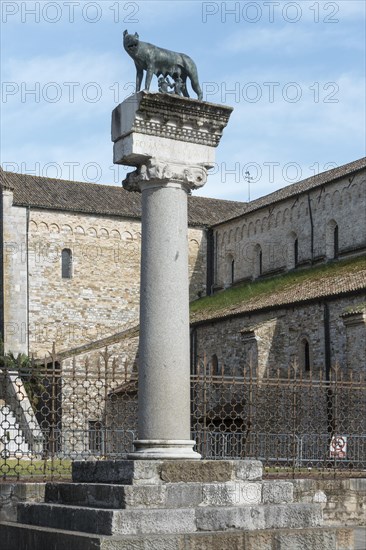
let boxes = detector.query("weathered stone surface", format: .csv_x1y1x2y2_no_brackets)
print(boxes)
263,503,322,529
292,478,366,526
72,459,263,485
46,483,167,509
1,189,28,355
196,504,265,532
112,92,232,166
72,460,162,485
0,521,355,550
112,508,196,535
46,481,263,509
195,503,322,532
262,481,294,504
199,481,262,507
0,483,46,522
160,460,262,483
18,502,196,535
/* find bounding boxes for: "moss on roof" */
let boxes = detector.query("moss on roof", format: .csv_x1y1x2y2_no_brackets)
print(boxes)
190,256,366,324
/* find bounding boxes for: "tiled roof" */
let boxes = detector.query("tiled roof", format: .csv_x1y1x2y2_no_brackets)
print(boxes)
0,170,247,227
212,157,366,226
191,257,366,325
2,156,365,227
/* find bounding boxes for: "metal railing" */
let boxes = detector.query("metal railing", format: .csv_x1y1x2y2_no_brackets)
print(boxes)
0,348,365,480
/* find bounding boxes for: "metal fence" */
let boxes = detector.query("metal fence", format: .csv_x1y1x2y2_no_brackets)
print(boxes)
191,357,366,476
0,348,365,480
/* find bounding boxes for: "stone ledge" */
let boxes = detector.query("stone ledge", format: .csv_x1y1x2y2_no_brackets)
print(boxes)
0,521,355,550
72,459,263,485
46,480,269,509
18,502,323,536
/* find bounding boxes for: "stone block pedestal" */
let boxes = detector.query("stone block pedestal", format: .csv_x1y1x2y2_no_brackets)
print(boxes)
0,460,355,549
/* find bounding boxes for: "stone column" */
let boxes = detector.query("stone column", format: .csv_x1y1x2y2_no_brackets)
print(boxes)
112,92,232,459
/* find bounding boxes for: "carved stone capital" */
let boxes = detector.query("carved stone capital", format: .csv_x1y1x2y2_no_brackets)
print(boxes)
123,157,207,193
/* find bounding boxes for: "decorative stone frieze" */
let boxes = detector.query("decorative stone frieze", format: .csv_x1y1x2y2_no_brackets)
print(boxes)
112,92,233,149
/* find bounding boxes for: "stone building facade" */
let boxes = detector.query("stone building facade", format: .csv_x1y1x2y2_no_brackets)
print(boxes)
1,158,365,457
191,157,366,380
213,163,365,289
0,171,245,358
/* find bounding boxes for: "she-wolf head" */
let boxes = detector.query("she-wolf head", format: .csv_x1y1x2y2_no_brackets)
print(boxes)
123,30,139,53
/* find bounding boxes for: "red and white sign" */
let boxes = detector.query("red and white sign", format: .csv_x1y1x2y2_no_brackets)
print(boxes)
330,436,347,459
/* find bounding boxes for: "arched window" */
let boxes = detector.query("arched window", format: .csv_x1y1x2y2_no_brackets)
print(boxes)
326,220,339,260
253,244,262,278
224,253,234,287
287,232,298,270
61,248,72,279
299,337,312,372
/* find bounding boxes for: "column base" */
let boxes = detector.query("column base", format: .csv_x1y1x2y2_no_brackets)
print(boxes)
128,439,201,460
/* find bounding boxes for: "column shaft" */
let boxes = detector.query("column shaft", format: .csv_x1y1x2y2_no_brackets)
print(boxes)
130,181,200,458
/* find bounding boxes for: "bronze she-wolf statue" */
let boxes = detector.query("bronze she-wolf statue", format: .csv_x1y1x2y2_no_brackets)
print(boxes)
123,30,203,101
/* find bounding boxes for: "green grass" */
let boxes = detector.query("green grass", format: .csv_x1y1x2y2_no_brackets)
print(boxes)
0,459,72,479
190,256,366,317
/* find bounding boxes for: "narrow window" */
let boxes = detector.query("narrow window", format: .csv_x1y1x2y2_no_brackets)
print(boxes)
88,420,103,453
259,249,263,275
294,239,299,267
299,337,312,373
333,225,339,258
61,248,72,279
231,259,235,284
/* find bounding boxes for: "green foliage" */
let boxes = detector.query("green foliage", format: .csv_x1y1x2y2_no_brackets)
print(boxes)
0,336,45,410
0,458,72,479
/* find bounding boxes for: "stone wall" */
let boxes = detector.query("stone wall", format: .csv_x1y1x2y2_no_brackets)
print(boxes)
27,209,142,357
1,203,206,358
1,190,28,355
214,172,366,288
292,478,366,526
192,295,366,378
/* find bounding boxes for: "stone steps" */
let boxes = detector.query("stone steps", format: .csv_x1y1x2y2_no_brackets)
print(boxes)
17,501,322,536
0,521,355,550
0,460,356,549
44,479,293,509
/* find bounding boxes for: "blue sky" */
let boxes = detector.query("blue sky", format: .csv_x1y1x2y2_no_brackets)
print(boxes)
1,0,365,201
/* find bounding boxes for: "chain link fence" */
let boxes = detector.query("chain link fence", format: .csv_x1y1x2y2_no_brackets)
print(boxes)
0,348,365,480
